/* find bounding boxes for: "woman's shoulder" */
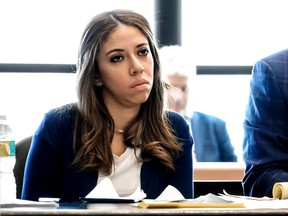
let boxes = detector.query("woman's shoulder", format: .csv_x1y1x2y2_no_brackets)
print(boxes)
166,111,192,146
34,103,78,139
44,103,78,123
47,103,77,113
166,110,189,130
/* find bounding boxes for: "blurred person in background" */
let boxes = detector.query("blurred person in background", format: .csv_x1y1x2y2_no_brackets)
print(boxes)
160,45,237,162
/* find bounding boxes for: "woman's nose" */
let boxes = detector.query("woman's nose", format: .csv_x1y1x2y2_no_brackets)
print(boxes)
129,58,144,75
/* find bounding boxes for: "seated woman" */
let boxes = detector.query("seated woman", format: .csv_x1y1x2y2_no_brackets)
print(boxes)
21,10,193,201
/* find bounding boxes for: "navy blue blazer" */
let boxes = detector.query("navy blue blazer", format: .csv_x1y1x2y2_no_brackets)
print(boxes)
243,49,288,197
190,111,237,162
22,104,193,201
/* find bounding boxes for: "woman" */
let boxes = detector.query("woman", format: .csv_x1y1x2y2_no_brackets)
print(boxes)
22,9,193,201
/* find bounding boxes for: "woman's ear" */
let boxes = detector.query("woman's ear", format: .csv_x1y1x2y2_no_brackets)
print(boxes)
94,79,103,87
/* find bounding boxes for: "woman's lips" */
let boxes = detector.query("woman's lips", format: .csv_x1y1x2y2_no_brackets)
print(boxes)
130,79,149,89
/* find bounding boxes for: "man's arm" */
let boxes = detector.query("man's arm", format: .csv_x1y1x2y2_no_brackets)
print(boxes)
243,52,288,197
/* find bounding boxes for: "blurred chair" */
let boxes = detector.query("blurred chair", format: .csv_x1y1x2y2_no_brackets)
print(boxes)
13,136,32,199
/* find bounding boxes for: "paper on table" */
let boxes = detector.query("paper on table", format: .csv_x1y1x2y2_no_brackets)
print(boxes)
219,190,288,209
219,189,275,201
86,177,118,199
85,177,146,201
155,186,235,203
137,185,245,208
154,185,185,201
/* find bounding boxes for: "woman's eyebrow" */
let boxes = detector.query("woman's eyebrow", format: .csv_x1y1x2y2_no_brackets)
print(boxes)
106,48,124,57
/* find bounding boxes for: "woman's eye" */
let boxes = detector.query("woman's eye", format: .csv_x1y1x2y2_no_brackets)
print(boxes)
110,55,123,62
139,48,149,56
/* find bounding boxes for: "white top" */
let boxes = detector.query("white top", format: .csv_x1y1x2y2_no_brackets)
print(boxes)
97,148,142,197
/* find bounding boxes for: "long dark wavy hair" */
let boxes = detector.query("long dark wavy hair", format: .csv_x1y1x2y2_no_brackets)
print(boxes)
73,9,182,175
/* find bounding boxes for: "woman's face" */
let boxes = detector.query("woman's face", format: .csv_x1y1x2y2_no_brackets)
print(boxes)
97,24,154,109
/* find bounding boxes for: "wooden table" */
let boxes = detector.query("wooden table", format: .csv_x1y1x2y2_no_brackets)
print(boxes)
1,202,288,216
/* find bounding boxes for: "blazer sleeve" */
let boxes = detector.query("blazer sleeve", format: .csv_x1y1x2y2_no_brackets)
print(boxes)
166,111,194,198
243,49,288,197
22,104,97,201
22,109,68,201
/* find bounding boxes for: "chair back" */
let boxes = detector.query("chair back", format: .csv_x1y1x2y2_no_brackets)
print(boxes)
13,136,32,199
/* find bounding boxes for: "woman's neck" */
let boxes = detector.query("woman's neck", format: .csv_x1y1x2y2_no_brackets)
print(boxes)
108,105,140,131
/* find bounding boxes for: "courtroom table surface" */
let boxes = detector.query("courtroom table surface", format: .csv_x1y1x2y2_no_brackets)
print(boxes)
1,203,288,216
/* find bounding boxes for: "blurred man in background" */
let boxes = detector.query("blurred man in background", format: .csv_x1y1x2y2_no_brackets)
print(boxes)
160,45,237,162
